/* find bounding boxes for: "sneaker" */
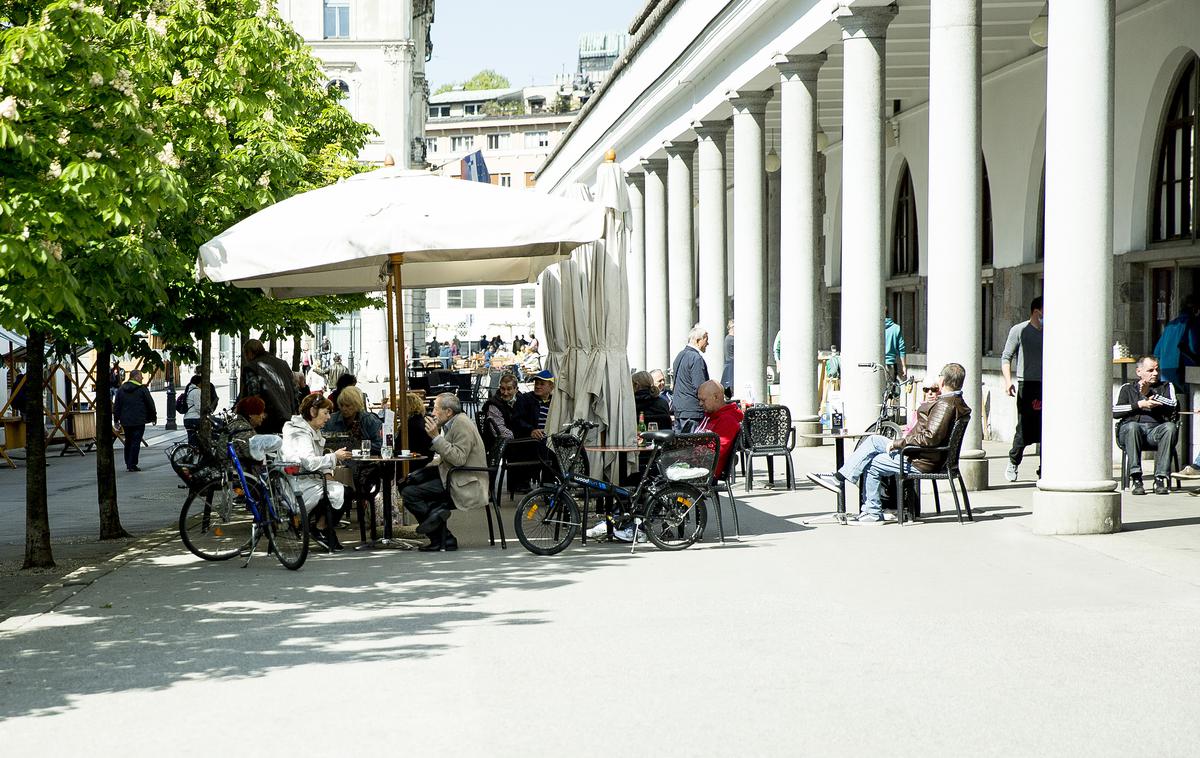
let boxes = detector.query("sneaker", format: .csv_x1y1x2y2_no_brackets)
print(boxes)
1177,465,1200,479
1130,477,1146,496
612,525,647,543
882,511,898,522
1004,463,1018,482
850,514,885,526
1154,477,1169,495
806,472,842,495
586,521,608,539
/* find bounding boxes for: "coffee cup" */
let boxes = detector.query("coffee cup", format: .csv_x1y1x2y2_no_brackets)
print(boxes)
400,449,410,457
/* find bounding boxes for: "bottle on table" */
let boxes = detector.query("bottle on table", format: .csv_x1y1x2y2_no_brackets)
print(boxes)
637,412,647,434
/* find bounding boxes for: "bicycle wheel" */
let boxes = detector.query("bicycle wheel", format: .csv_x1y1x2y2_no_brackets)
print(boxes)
863,421,904,441
266,470,309,570
643,483,707,551
513,487,579,556
179,478,257,561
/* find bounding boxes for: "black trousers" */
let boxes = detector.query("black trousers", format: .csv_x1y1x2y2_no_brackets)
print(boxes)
399,466,457,546
122,424,146,469
1009,381,1042,466
184,418,200,446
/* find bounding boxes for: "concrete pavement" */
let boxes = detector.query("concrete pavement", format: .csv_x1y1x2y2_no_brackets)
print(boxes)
2,441,1199,755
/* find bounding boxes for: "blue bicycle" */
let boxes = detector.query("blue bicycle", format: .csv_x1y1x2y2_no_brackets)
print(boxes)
512,420,710,555
177,430,311,570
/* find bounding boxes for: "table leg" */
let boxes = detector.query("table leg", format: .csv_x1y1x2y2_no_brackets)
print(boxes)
383,461,394,541
834,439,847,520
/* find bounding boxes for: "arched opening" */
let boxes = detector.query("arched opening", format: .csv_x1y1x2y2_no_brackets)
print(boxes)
891,163,919,276
327,78,351,111
1152,55,1198,243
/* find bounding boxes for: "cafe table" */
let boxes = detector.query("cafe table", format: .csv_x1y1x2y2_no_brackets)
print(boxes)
796,430,868,524
342,452,427,549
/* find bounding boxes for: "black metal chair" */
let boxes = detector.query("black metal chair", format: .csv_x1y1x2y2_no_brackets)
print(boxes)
1116,421,1183,491
740,404,796,492
894,416,972,525
653,432,739,543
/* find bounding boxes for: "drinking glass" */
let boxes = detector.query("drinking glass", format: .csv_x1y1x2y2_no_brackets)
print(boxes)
361,440,371,458
646,422,659,432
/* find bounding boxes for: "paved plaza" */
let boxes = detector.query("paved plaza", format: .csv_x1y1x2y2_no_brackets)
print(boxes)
1,441,1199,756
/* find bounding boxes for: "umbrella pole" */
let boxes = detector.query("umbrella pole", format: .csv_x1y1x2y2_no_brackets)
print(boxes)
390,254,410,463
385,270,398,433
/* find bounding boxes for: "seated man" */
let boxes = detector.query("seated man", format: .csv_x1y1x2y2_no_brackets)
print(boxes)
1113,354,1177,495
807,363,971,525
695,380,743,478
398,392,488,551
509,369,556,491
481,372,520,451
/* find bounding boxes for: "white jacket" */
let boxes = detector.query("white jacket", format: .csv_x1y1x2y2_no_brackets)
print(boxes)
281,415,337,474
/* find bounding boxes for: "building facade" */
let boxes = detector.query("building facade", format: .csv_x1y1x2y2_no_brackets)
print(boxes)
537,0,1200,535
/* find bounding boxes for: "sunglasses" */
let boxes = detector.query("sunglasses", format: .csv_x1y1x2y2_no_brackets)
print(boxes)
922,387,940,394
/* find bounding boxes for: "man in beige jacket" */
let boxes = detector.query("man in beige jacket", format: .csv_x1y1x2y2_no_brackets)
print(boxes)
399,392,488,551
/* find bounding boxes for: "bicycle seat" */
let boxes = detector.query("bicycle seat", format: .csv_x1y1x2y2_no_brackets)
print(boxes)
642,429,675,446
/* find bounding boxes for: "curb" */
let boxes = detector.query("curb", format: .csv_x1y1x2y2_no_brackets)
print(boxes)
0,526,178,632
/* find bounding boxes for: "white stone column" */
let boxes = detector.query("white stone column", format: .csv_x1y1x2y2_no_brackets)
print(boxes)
665,140,697,353
729,91,771,404
694,121,730,383
766,170,782,377
1033,0,1120,534
775,53,826,445
836,4,897,428
641,158,671,373
626,172,647,371
925,0,986,488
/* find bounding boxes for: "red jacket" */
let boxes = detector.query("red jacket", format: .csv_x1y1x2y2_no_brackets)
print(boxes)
697,402,744,478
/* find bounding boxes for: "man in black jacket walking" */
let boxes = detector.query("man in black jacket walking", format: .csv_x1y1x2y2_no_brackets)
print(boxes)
239,339,296,434
114,369,156,472
670,325,710,432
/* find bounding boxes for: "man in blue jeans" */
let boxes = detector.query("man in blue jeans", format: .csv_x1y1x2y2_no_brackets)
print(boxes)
807,363,971,524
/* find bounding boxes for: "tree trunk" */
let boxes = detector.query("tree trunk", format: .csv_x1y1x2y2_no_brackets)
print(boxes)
198,332,213,450
94,340,129,539
269,335,277,356
23,327,54,569
291,330,302,372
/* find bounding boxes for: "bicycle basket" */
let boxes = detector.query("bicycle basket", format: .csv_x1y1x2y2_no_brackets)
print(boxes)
168,443,222,489
547,431,585,477
653,434,717,484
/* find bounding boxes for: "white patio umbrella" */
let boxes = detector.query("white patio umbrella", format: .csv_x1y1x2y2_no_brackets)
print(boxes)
198,166,605,448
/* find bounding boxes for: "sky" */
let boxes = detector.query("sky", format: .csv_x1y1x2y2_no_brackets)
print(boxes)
425,0,648,90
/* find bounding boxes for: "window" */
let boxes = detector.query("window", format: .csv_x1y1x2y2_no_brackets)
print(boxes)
450,135,474,152
982,159,994,267
423,137,438,155
428,105,451,118
323,0,349,39
521,288,536,308
486,133,509,151
524,131,550,149
981,282,995,355
490,173,512,187
891,164,919,275
887,289,922,352
1153,56,1198,243
1036,164,1045,261
463,103,481,116
525,172,536,188
483,288,514,308
425,289,443,308
446,289,477,308
327,79,351,110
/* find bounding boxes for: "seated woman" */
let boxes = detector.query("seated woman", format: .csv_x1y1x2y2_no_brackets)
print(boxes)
227,396,282,466
405,392,434,470
632,370,673,430
283,394,351,551
326,385,385,523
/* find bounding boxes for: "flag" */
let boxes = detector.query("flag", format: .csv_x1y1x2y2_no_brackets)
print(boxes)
460,150,490,183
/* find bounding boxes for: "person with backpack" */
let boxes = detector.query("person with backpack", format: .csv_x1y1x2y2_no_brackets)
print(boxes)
179,375,219,446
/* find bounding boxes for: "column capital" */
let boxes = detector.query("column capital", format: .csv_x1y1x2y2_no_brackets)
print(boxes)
625,170,645,186
834,3,898,40
639,157,668,174
726,90,771,114
692,120,730,142
774,52,827,82
663,139,697,157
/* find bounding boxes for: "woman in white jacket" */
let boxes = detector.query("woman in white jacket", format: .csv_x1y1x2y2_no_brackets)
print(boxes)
282,394,351,550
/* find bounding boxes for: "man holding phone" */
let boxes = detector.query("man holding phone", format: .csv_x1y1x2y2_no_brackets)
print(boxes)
1113,355,1177,495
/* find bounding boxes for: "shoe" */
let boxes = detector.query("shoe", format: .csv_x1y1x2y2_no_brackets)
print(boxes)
418,542,443,552
127,466,141,472
612,525,647,543
850,514,885,526
882,511,898,522
586,521,608,539
1177,465,1200,479
1154,477,1169,495
326,529,344,551
1004,463,1018,482
806,472,842,495
441,540,459,552
309,526,331,551
1131,477,1146,496
416,508,450,535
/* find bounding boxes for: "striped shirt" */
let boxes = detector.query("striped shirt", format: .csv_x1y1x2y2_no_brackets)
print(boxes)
1112,381,1177,426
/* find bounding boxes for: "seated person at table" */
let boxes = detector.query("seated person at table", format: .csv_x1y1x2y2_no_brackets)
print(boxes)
398,393,488,552
283,394,352,550
513,370,555,439
1113,354,1177,495
227,396,283,466
633,370,673,430
481,373,520,450
404,391,434,470
326,386,385,510
807,363,970,525
695,380,744,478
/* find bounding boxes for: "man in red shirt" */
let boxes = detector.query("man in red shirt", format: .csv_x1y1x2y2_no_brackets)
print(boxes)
696,380,743,478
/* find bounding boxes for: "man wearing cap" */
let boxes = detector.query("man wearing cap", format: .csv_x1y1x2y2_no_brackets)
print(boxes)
514,369,555,439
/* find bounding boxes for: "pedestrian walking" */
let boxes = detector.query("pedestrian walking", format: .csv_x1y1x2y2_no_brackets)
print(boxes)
1001,296,1044,481
113,369,156,472
670,325,710,432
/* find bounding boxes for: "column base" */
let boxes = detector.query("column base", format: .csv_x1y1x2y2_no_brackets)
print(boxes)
959,449,987,491
794,416,821,447
1032,487,1121,535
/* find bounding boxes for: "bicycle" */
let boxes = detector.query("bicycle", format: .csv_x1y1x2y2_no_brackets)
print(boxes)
175,422,312,570
856,361,915,439
512,420,710,556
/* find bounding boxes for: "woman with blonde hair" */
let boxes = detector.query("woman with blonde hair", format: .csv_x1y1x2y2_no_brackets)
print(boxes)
405,391,434,469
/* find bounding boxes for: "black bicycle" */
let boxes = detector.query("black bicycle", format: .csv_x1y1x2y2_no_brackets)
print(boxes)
513,420,710,556
856,361,914,439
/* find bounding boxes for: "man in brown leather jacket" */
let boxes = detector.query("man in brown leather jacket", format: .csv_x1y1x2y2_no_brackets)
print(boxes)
807,363,971,524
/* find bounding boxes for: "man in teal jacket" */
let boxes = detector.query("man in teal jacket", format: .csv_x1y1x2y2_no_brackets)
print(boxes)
884,309,907,382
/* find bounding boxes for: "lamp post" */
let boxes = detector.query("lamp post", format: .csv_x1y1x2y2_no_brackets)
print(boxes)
164,355,178,430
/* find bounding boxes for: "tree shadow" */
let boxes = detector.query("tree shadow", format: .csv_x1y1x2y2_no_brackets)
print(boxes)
0,543,627,721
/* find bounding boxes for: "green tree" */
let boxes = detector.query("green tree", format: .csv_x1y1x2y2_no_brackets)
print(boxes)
434,68,511,95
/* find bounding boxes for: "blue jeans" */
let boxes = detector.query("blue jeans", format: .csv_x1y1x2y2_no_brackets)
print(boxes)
837,435,906,519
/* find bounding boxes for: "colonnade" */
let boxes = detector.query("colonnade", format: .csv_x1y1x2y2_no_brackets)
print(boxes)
618,0,1118,534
